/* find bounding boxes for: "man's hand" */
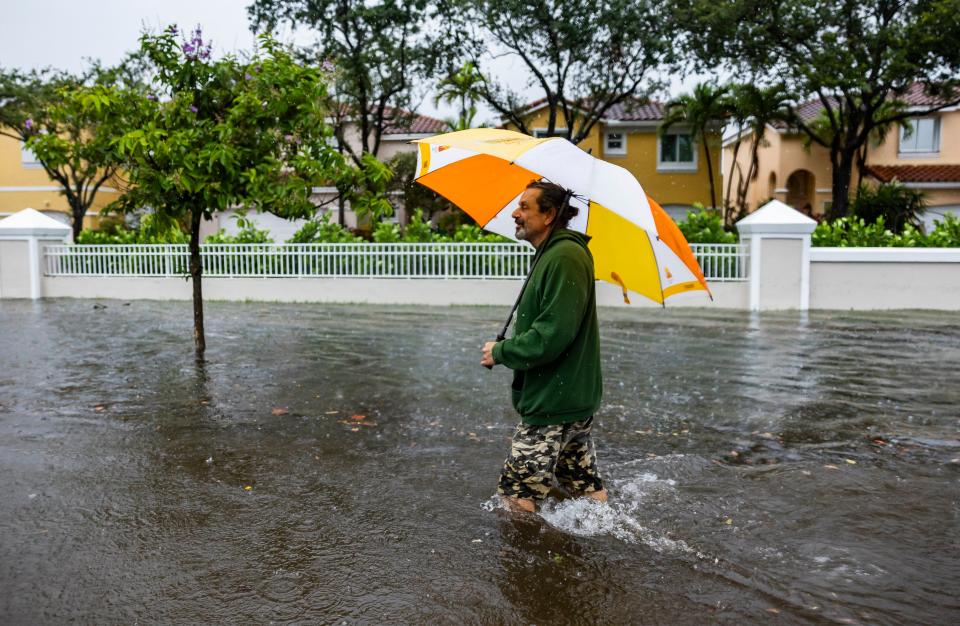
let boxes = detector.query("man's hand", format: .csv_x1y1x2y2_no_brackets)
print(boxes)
481,341,497,368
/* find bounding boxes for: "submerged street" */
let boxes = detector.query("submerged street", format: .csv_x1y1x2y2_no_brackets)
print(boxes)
1,300,958,624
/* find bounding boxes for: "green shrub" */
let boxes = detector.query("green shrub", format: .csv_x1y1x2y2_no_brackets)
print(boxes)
813,213,960,247
288,213,363,243
372,221,401,243
927,214,960,247
75,224,139,245
76,214,188,245
676,206,738,244
204,213,273,244
401,209,434,242
851,182,926,234
812,216,895,246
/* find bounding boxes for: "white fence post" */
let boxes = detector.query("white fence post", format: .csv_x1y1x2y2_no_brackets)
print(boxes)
0,209,72,299
736,200,816,311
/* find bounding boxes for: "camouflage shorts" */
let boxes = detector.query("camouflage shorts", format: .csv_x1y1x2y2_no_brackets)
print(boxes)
497,415,604,501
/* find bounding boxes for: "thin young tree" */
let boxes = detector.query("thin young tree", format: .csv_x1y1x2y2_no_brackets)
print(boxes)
69,26,342,357
434,61,484,131
726,83,791,222
660,82,730,211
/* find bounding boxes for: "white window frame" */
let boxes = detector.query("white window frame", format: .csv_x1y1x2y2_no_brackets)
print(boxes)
604,131,627,156
657,131,697,172
532,127,568,139
899,117,940,156
20,141,43,169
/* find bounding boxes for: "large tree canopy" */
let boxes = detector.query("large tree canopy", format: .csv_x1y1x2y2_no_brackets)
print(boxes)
79,27,342,356
451,0,674,144
0,65,138,239
248,0,440,163
671,0,960,219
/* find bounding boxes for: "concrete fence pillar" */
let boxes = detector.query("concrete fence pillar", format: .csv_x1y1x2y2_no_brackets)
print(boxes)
736,200,817,311
0,208,72,300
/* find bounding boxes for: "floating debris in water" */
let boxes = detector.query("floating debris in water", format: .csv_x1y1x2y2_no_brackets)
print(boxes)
271,407,289,416
339,414,377,428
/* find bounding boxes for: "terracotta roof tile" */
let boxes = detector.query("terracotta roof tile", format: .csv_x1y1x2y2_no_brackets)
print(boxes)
774,83,959,131
897,82,958,107
382,109,447,135
513,97,667,122
864,164,960,183
603,100,665,121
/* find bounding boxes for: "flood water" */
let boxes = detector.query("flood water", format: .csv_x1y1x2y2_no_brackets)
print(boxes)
1,299,958,624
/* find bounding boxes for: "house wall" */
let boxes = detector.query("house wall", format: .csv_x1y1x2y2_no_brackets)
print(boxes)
868,109,960,165
0,131,118,226
725,109,960,219
865,109,960,217
506,109,722,210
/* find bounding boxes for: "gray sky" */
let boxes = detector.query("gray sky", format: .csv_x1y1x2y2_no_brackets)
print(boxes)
0,0,704,124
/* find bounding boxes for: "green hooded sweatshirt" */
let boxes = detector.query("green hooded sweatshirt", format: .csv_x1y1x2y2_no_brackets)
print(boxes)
492,229,602,425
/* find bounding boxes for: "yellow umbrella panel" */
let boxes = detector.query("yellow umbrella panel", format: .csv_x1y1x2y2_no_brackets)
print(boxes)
414,129,710,305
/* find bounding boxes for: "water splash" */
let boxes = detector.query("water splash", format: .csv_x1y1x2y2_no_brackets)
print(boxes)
486,468,705,558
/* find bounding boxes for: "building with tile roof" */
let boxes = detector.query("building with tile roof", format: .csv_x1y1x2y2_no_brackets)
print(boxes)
502,97,723,220
724,84,960,229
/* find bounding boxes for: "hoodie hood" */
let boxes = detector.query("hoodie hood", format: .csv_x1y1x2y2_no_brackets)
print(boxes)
542,228,592,251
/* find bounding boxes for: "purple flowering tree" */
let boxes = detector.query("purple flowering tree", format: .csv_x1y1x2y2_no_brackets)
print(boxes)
75,26,342,357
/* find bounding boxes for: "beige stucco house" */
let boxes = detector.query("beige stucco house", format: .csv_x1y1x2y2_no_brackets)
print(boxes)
723,84,960,229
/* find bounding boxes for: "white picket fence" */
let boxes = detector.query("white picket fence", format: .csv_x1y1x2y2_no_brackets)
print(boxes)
43,242,749,281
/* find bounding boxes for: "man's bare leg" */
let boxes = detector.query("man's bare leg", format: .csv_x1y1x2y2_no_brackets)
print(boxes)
583,488,608,503
500,495,536,513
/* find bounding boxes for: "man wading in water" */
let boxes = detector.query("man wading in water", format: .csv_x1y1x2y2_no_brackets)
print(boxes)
481,180,608,513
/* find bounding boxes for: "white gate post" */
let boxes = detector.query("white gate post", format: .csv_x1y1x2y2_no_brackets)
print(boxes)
736,200,817,311
0,208,73,300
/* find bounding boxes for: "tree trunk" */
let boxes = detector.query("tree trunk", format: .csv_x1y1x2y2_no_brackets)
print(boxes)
827,148,857,221
736,144,760,218
724,138,742,215
189,208,206,358
338,193,346,227
855,144,868,196
702,134,717,210
71,207,84,240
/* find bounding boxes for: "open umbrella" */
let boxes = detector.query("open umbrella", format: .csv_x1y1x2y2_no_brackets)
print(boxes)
412,128,710,305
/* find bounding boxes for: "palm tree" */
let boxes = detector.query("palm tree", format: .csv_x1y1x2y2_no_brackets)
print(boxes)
729,83,791,223
660,82,731,211
434,62,484,131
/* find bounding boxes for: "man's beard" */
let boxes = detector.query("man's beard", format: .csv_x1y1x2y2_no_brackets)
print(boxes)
514,221,528,241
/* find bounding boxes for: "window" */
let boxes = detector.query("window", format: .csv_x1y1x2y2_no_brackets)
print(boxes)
900,117,940,154
20,141,42,168
604,132,626,155
533,127,567,138
657,132,697,171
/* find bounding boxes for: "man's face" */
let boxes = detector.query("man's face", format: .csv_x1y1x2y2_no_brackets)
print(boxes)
512,188,554,246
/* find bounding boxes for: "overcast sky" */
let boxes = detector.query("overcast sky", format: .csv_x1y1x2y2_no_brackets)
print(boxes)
1,0,703,124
